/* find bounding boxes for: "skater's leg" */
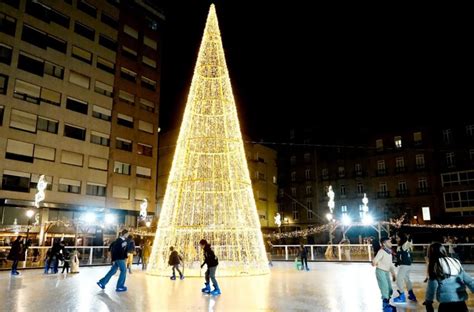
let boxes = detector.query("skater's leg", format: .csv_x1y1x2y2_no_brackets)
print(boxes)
209,266,219,289
205,268,210,284
404,266,413,290
11,260,19,273
172,265,176,278
375,268,390,300
176,265,183,277
99,261,119,286
116,259,127,289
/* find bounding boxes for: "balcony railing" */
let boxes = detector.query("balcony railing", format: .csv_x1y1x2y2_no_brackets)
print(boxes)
416,187,431,195
376,169,387,176
377,191,390,198
395,166,406,174
396,189,409,197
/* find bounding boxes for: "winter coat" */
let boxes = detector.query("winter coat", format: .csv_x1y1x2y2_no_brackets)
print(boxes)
70,251,80,273
426,257,474,303
168,250,182,265
396,241,413,266
7,239,23,261
299,247,308,259
202,244,218,268
110,237,128,261
126,239,136,254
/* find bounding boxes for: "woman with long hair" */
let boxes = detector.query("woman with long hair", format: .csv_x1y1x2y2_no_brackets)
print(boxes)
424,242,474,312
393,233,417,302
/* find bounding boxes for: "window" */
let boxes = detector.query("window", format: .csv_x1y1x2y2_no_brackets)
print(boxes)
357,183,364,194
145,16,158,31
305,185,312,195
5,139,34,162
61,150,84,167
86,183,106,196
394,136,402,148
416,154,425,169
117,113,134,128
304,153,311,163
273,176,277,184
112,186,129,199
137,143,152,157
466,125,474,136
444,191,474,209
47,35,67,53
21,24,46,49
74,22,95,41
142,56,156,68
14,79,40,104
322,168,328,179
66,97,88,114
256,172,265,181
72,46,92,64
0,105,4,126
340,185,346,196
138,120,154,133
1,170,30,192
0,12,17,36
0,43,13,65
25,0,70,28
99,34,117,51
144,36,157,50
291,171,296,182
94,81,113,97
77,0,97,18
141,76,157,91
395,157,405,169
18,52,44,76
341,205,347,213
0,74,8,94
122,46,137,59
305,169,311,180
44,61,64,79
338,166,345,177
30,174,52,190
414,132,422,144
307,200,313,220
69,71,90,89
40,88,61,106
123,25,139,39
101,12,118,28
90,131,110,146
64,124,86,141
37,116,58,134
293,206,299,221
97,57,115,74
378,183,388,197
377,160,386,174
114,161,131,175
136,166,152,179
116,137,132,152
58,178,81,194
443,129,452,144
418,178,428,191
118,90,135,105
140,98,155,112
92,105,111,121
120,67,137,82
9,109,37,133
89,156,108,171
355,163,362,175
376,139,383,151
398,181,407,195
446,152,455,167
290,156,296,165
34,145,55,161
291,187,296,196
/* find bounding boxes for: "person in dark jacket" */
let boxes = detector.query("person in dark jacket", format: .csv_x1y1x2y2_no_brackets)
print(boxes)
168,246,184,280
7,236,23,275
97,229,129,292
50,240,64,274
298,244,309,271
125,235,135,274
200,239,220,296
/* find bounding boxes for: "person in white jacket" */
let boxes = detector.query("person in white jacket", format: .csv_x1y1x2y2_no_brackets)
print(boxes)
372,237,397,312
393,233,417,303
70,250,80,273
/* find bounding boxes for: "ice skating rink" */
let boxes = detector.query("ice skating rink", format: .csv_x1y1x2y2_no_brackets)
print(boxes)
1,262,474,311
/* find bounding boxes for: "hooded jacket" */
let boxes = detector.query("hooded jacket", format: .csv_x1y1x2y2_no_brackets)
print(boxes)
425,257,474,303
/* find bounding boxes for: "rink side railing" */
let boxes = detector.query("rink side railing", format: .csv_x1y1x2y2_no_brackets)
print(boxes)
2,243,474,270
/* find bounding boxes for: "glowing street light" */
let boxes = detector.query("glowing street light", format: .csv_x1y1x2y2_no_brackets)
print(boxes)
105,214,116,225
25,209,35,241
342,214,352,226
83,212,96,224
326,213,334,221
145,221,151,228
362,213,373,225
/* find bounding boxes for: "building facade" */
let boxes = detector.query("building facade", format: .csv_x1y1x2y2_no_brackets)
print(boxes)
157,130,279,230
0,0,163,242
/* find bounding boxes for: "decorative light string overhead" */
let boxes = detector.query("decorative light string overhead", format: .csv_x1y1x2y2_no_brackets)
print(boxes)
148,4,269,276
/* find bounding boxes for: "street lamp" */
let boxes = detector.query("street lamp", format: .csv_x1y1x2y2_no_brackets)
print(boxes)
145,221,151,228
25,209,35,242
327,185,335,243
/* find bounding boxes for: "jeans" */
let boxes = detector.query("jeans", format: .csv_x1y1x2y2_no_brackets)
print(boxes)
172,264,183,277
11,260,19,273
301,257,309,270
376,268,393,299
52,256,59,273
205,266,219,289
99,259,127,289
396,265,413,291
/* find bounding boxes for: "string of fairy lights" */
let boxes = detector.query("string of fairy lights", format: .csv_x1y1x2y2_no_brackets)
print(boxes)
147,5,269,277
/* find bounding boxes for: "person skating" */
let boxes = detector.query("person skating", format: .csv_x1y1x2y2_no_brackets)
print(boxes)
7,236,23,276
168,246,184,280
372,237,397,312
393,233,417,303
97,229,129,292
298,244,309,271
199,239,220,296
423,242,474,312
142,240,151,270
70,250,80,273
266,240,273,266
62,250,71,274
126,235,136,274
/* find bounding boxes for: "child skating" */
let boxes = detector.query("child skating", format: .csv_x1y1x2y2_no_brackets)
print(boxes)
199,239,220,296
168,246,184,280
372,237,397,312
393,233,417,303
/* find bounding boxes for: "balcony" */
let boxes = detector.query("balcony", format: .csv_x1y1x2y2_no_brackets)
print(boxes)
377,191,390,198
415,164,426,171
354,171,365,178
395,166,406,174
396,189,410,197
376,169,387,176
321,175,329,181
416,187,431,195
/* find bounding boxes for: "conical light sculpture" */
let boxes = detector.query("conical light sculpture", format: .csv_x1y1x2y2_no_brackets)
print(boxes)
147,4,269,276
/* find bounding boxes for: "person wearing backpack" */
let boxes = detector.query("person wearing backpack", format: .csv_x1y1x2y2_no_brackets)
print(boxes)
423,242,474,312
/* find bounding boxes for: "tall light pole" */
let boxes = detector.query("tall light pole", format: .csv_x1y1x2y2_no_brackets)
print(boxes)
25,209,35,242
35,175,48,245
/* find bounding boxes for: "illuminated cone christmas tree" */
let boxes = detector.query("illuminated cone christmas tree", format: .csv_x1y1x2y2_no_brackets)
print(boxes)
148,5,269,277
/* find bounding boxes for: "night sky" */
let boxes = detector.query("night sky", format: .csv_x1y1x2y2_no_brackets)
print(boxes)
157,1,469,140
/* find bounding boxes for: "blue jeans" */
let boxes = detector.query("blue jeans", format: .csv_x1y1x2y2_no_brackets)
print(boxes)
205,266,219,289
11,260,19,273
99,259,127,289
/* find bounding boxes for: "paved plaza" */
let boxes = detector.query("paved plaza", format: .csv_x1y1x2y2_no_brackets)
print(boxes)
1,262,474,311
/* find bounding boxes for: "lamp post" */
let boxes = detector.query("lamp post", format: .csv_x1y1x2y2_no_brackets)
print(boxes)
25,209,35,242
327,186,335,243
